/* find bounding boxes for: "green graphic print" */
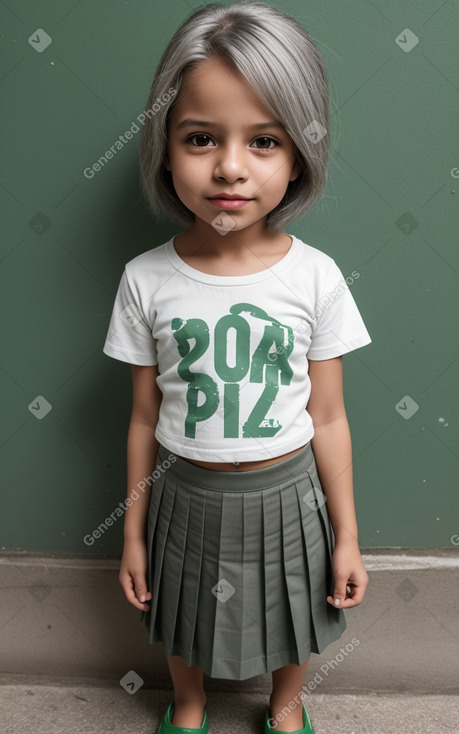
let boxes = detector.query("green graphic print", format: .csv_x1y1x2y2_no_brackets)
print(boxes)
171,303,294,439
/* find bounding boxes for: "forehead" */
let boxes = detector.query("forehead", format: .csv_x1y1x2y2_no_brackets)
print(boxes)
171,55,280,123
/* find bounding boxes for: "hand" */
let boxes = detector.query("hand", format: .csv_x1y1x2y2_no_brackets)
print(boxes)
119,537,152,612
326,541,369,609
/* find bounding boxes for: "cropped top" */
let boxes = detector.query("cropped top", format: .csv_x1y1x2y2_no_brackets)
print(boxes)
103,234,371,462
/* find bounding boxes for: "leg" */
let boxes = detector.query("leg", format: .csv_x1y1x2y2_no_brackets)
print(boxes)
166,655,207,727
269,659,309,732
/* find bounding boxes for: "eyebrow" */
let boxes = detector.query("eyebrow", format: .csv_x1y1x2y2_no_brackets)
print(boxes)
176,118,286,131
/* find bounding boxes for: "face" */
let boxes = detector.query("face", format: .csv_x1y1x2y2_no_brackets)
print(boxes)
164,55,301,236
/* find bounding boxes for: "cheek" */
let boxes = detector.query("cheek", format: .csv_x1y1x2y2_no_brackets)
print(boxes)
172,156,210,199
171,154,207,182
171,163,202,201
253,157,291,186
259,169,292,198
170,164,204,208
171,175,191,203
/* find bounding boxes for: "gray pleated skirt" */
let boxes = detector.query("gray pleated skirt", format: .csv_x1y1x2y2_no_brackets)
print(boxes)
141,442,346,680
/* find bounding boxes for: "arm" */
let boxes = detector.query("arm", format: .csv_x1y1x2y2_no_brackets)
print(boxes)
307,356,369,609
119,364,162,611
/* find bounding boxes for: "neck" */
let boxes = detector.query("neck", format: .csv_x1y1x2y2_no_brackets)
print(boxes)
182,217,280,253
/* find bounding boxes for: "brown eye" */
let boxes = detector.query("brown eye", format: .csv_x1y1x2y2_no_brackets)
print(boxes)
189,134,214,147
252,136,276,150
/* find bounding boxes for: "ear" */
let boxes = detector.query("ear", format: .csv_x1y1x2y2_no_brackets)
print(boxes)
289,158,302,182
163,155,171,172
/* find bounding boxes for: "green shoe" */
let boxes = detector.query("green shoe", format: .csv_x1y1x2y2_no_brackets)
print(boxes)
265,704,314,734
158,702,208,734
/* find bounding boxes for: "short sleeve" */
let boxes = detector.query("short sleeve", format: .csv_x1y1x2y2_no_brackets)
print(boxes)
307,260,371,360
103,268,158,365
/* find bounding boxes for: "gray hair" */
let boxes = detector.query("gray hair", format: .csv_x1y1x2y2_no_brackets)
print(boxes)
139,1,329,231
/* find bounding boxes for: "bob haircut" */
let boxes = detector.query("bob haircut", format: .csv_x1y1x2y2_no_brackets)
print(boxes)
139,1,329,232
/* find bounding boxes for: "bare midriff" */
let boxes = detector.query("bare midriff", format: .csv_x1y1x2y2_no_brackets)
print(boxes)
182,444,307,472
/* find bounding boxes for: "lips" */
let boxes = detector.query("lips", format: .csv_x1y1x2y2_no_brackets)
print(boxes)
209,193,251,200
208,194,253,210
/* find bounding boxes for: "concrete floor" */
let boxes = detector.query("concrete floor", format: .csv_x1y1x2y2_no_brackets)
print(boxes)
1,680,458,734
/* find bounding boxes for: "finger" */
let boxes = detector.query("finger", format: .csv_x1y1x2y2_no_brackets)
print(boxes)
345,571,369,606
134,575,152,605
327,593,355,609
119,572,151,611
329,575,348,607
327,583,366,609
345,582,366,606
132,571,153,606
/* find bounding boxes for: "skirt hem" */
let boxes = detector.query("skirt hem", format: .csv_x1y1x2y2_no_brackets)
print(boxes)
141,619,346,680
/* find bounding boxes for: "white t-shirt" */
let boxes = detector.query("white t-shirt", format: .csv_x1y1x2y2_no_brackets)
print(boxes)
103,234,371,462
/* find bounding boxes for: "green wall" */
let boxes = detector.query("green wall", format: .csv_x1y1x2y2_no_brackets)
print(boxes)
1,1,458,553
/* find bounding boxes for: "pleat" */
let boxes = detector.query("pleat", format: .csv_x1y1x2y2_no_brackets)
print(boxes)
176,486,206,659
279,481,313,663
141,468,167,637
310,464,338,598
262,486,292,666
197,488,222,673
160,477,191,649
240,491,265,675
296,469,347,652
209,490,244,677
147,471,178,641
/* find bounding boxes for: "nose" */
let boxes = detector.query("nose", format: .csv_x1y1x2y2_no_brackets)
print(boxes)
213,142,249,182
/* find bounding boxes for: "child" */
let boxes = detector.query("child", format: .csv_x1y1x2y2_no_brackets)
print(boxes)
103,3,371,733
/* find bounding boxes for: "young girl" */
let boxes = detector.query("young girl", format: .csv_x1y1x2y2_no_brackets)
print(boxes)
103,3,371,733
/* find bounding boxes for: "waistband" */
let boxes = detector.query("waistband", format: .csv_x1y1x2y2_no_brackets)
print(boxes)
157,442,315,492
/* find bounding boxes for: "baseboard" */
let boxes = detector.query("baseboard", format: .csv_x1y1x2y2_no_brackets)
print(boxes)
1,550,457,693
